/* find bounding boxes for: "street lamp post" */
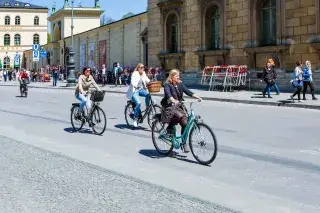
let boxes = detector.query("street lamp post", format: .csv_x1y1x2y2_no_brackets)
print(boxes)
66,0,76,86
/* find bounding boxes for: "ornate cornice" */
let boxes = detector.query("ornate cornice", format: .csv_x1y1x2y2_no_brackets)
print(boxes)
157,0,183,9
195,49,229,56
244,45,289,54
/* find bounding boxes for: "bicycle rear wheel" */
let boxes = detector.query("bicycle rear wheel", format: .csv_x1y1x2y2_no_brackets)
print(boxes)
189,122,218,165
147,104,162,129
152,119,173,156
124,101,134,127
71,105,85,131
91,106,107,135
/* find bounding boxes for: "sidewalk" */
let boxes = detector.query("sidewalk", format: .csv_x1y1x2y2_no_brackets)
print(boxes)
1,80,320,110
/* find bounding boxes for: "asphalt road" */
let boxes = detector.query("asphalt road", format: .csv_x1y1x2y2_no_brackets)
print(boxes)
0,86,319,213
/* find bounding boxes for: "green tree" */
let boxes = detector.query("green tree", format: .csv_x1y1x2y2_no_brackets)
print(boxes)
47,33,51,44
122,12,135,19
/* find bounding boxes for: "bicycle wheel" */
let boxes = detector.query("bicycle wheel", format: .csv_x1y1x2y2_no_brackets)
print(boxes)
91,106,107,135
152,119,173,156
124,101,134,127
189,122,218,165
147,104,162,129
70,105,85,131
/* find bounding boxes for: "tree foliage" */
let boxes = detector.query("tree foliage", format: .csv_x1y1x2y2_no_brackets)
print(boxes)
122,12,135,19
47,33,51,44
100,13,115,25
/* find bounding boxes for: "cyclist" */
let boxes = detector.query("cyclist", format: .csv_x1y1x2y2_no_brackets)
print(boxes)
126,63,150,127
160,69,202,153
75,67,101,116
19,69,29,92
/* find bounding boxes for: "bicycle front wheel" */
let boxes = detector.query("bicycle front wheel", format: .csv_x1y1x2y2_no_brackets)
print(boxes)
189,122,218,165
91,106,107,135
147,104,162,129
124,102,134,127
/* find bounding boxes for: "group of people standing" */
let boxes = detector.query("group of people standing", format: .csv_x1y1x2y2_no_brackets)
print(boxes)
261,58,317,101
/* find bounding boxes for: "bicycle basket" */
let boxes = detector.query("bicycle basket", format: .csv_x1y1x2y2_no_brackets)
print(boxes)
90,91,105,102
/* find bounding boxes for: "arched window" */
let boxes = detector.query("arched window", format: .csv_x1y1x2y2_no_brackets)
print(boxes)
3,56,10,69
5,16,10,25
4,34,10,46
166,13,179,53
260,0,276,46
15,16,20,25
14,34,21,45
205,5,220,50
33,34,39,44
34,16,39,25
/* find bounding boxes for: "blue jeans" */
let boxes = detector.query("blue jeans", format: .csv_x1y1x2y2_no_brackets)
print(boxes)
131,89,150,119
264,83,280,97
76,93,91,113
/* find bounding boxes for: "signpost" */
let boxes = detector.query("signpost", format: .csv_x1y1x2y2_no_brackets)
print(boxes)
32,44,40,62
14,54,20,68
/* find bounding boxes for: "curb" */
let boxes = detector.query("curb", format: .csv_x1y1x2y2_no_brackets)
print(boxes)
1,84,320,110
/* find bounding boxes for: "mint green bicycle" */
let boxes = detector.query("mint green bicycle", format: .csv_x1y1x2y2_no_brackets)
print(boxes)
151,101,218,165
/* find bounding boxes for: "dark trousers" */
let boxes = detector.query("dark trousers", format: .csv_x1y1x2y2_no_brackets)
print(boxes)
303,81,315,98
53,77,57,86
292,86,302,100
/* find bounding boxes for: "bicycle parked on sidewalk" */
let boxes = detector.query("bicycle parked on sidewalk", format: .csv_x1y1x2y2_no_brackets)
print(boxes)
124,93,162,129
151,100,218,165
70,91,107,135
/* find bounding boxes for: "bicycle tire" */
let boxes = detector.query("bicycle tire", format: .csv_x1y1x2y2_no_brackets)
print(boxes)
152,119,173,156
189,122,218,165
70,105,85,132
124,101,134,127
91,106,107,135
147,104,162,129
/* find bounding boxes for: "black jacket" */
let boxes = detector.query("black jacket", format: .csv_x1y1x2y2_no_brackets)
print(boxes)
261,67,277,83
161,82,194,106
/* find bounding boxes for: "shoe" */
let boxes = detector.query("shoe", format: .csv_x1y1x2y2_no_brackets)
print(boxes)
268,96,272,98
275,93,280,95
313,97,318,100
303,97,307,100
182,143,190,153
290,95,294,101
133,120,138,128
262,92,266,97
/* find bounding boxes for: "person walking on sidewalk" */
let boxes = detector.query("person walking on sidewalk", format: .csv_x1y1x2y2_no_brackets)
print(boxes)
290,60,304,102
52,67,59,86
261,61,279,98
302,60,317,100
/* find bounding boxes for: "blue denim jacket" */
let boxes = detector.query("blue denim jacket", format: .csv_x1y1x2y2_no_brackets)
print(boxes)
302,66,312,82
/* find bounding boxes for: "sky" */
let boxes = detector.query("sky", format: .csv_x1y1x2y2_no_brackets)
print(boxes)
24,0,147,21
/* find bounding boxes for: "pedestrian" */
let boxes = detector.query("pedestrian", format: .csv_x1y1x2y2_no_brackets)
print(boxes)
267,58,280,95
3,69,7,82
290,60,304,102
53,67,58,86
260,61,278,98
101,64,107,86
8,70,12,81
302,60,317,100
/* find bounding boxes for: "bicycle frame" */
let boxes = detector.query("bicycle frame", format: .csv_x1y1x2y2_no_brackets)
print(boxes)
128,94,155,121
160,102,199,149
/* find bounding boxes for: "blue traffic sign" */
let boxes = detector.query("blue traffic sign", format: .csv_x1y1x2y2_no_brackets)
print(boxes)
33,51,39,58
40,50,47,57
32,44,40,50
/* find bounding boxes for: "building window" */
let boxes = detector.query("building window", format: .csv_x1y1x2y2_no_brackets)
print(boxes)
14,34,21,45
34,16,39,25
4,34,10,46
166,13,179,53
33,34,39,44
15,16,20,25
260,0,276,46
5,16,10,25
3,56,10,69
204,5,221,50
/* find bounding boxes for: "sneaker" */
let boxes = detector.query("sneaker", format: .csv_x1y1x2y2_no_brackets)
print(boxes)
133,120,138,128
275,93,280,95
313,97,318,100
290,95,294,101
182,143,190,153
268,96,273,98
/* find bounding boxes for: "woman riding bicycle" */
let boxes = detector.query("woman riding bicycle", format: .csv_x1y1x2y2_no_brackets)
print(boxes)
160,69,202,153
126,63,151,127
75,67,101,116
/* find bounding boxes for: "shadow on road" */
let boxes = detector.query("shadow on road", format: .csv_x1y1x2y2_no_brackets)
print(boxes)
114,124,149,132
15,95,25,98
139,149,208,166
63,127,98,135
278,99,295,106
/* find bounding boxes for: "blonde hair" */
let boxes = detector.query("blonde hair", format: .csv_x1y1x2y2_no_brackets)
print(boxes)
135,63,144,71
268,58,275,65
166,69,181,84
306,60,311,69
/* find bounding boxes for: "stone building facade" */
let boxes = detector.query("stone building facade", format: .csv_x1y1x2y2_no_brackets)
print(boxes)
0,1,47,70
147,0,320,74
24,6,147,72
